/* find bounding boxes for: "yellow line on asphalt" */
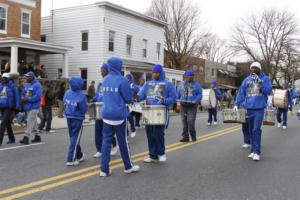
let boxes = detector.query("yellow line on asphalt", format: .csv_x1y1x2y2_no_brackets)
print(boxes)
0,126,241,200
0,125,240,198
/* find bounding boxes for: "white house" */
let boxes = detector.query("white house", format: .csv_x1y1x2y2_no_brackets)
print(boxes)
41,1,183,89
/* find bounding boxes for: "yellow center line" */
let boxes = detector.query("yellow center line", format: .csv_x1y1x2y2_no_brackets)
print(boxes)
0,125,240,197
0,126,241,200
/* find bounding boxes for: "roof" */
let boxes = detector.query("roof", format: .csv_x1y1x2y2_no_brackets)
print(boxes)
95,1,167,27
0,38,71,54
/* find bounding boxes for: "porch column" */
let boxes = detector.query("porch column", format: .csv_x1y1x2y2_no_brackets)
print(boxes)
10,45,18,73
63,53,69,78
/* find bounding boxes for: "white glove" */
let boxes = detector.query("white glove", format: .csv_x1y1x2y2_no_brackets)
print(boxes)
233,105,239,112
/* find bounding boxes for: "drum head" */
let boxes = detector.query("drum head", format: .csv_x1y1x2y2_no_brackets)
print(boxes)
209,89,217,108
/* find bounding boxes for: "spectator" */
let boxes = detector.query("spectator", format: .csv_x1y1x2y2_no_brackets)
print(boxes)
56,82,65,118
40,64,48,78
4,62,10,73
226,89,233,108
39,81,55,133
18,63,28,76
87,81,96,102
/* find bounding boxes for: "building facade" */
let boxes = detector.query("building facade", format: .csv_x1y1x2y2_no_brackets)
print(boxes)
41,2,182,89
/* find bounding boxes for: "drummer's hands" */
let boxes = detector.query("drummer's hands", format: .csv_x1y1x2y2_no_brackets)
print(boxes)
233,105,239,112
141,101,147,106
252,73,262,83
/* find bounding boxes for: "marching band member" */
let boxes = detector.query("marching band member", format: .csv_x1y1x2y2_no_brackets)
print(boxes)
93,64,118,158
0,73,19,146
19,72,43,145
100,57,139,176
64,77,88,166
207,80,222,125
125,73,139,138
235,62,272,161
234,88,250,149
177,69,202,142
276,81,293,129
138,64,176,163
134,77,146,128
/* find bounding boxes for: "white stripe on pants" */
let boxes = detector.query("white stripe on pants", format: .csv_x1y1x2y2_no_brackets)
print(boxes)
26,109,39,138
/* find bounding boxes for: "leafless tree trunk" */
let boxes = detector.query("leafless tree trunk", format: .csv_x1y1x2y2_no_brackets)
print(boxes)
146,0,208,70
231,9,300,86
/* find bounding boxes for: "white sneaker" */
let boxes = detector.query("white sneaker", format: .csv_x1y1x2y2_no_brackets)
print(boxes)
110,146,119,156
66,160,79,166
124,165,140,174
242,144,251,149
213,121,218,125
143,157,159,163
14,123,22,127
252,154,260,161
158,154,167,162
78,153,85,162
282,126,287,129
99,170,111,177
248,153,254,159
277,123,281,128
130,131,136,138
207,123,211,126
93,152,101,158
46,130,56,133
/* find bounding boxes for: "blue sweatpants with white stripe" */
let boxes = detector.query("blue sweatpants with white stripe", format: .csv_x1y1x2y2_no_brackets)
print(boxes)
247,109,264,155
101,121,133,174
95,119,117,153
145,125,165,159
66,118,83,162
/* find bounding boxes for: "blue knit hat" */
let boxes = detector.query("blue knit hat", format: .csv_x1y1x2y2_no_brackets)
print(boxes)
152,64,163,73
185,69,194,76
24,71,36,79
125,73,133,82
101,63,109,71
211,80,217,87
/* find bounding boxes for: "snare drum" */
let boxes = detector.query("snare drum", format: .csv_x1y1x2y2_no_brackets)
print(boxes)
273,89,288,108
222,108,246,124
263,109,275,126
131,103,143,113
88,102,103,120
201,89,217,108
142,105,166,125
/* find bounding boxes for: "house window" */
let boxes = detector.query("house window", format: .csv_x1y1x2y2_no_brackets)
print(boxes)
142,39,147,58
156,43,161,60
0,5,8,34
81,69,88,90
41,35,46,42
81,31,88,51
58,68,62,79
126,35,132,56
21,9,31,38
108,31,115,52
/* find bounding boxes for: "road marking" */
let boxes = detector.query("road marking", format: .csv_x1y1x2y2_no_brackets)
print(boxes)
0,143,45,151
0,125,241,198
0,127,241,200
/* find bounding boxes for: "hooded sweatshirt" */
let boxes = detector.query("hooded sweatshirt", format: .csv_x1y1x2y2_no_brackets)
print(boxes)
63,77,88,120
0,80,19,109
138,64,176,106
177,80,202,106
22,79,42,110
125,74,139,100
101,57,132,120
236,71,272,110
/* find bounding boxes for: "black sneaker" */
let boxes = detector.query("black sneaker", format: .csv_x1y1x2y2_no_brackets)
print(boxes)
191,137,197,142
31,135,42,143
180,138,189,142
20,136,29,145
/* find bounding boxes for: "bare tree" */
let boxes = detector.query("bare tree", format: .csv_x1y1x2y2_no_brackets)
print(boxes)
231,9,300,86
146,0,207,69
196,34,234,64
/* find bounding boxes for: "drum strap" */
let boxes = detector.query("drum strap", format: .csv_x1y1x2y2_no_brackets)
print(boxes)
165,107,170,129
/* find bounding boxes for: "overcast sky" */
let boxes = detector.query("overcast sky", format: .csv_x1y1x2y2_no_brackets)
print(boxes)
42,0,300,40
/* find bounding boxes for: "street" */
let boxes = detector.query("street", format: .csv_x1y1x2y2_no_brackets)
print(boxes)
0,111,300,200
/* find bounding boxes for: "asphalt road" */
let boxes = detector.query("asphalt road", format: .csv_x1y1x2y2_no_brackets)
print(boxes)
0,111,300,200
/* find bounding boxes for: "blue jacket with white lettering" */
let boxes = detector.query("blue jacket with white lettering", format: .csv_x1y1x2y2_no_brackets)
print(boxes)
235,72,272,110
21,79,42,111
63,77,88,120
177,81,202,106
102,57,132,120
0,80,19,109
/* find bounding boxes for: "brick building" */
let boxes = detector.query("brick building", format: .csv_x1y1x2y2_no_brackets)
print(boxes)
0,0,69,77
